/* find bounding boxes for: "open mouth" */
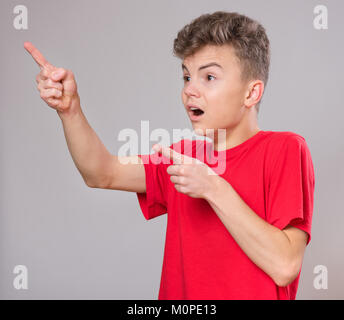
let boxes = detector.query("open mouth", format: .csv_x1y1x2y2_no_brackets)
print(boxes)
188,106,205,120
191,108,204,116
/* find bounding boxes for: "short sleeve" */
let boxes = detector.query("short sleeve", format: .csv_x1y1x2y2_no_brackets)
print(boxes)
266,135,315,245
136,151,169,221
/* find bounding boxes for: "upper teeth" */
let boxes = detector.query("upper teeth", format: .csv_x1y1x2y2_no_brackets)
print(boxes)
190,107,199,110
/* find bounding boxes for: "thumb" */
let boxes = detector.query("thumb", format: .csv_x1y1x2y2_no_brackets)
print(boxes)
51,68,67,81
152,144,161,153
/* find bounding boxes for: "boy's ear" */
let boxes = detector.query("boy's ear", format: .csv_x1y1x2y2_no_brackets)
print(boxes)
244,80,264,108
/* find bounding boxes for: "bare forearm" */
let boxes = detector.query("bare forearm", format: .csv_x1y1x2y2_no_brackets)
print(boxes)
57,96,113,187
205,175,294,286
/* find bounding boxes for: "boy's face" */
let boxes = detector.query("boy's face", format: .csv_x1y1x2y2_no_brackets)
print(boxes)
181,44,250,136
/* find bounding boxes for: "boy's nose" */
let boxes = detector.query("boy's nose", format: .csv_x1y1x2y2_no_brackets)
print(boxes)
183,82,201,98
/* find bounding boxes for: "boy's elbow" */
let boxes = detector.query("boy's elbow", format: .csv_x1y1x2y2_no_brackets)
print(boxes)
85,180,97,188
84,177,109,189
273,260,300,287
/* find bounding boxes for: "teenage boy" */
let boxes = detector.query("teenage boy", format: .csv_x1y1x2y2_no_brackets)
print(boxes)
24,11,315,300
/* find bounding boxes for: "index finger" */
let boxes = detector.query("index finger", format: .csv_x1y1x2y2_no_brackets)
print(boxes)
160,146,194,165
24,42,52,69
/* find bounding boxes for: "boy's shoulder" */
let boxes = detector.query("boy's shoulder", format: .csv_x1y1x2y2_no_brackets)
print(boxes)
263,130,309,155
265,130,306,143
260,131,312,176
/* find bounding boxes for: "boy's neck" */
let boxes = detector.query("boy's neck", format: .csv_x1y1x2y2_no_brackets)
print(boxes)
212,122,261,152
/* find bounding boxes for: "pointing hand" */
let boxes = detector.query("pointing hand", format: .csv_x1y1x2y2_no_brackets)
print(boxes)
24,41,79,115
152,144,218,199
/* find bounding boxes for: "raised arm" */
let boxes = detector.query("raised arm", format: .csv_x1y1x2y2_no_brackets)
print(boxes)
24,42,146,193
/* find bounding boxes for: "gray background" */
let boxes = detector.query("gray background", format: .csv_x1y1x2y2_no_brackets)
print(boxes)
1,0,343,299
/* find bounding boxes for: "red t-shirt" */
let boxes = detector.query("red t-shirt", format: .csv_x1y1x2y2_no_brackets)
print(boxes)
136,130,315,300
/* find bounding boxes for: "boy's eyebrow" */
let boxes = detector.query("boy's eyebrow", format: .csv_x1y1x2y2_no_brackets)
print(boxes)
182,62,223,72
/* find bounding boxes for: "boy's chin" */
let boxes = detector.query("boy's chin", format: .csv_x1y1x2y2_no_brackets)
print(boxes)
192,125,221,138
191,126,206,136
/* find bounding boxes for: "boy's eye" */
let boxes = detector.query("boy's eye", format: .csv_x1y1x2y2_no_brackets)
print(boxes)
182,75,215,82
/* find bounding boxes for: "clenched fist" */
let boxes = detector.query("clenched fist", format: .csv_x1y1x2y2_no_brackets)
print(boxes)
24,41,80,116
